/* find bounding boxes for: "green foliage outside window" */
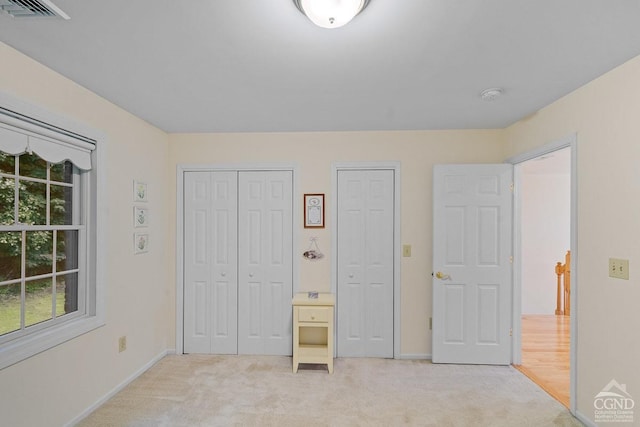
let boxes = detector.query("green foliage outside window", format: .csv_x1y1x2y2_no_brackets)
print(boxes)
0,151,77,331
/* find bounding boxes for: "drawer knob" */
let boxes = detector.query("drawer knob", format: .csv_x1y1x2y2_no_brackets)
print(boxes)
311,316,315,320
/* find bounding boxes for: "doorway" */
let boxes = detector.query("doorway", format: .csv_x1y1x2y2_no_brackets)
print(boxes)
515,147,571,406
429,138,576,410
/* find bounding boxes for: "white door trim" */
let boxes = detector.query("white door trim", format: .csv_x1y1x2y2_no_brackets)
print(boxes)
506,133,577,414
331,161,401,359
175,162,299,355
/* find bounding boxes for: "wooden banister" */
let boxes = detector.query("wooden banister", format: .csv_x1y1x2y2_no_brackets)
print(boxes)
555,250,571,316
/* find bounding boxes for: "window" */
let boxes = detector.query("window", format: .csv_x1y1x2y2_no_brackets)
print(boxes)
0,152,83,338
0,102,103,370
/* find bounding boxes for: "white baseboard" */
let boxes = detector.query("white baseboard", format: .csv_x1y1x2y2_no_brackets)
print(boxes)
65,349,169,427
575,410,597,427
396,353,431,360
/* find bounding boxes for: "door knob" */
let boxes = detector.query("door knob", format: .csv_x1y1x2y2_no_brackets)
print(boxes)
435,271,451,280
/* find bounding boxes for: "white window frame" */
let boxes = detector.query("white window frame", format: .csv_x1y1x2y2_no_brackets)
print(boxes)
0,92,106,370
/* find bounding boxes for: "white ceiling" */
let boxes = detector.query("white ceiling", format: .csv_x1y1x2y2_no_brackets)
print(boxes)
1,0,640,133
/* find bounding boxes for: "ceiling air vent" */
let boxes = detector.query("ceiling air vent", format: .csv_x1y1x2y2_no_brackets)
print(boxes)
0,0,69,19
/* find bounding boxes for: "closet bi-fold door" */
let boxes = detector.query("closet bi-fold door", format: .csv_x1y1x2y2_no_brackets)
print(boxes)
183,170,293,356
183,171,238,354
237,171,293,355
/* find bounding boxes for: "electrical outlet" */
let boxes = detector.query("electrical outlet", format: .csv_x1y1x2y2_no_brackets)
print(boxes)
403,245,412,257
118,336,127,353
609,258,629,280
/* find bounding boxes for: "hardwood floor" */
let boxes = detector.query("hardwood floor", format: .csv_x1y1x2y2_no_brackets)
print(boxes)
514,314,570,408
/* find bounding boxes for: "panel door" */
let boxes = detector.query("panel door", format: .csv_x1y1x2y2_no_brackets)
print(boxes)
183,171,238,354
337,169,394,358
432,164,512,364
237,171,293,355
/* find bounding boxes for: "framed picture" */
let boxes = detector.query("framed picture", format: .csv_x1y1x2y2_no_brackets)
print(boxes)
134,206,149,228
304,194,324,228
134,232,149,254
133,180,148,202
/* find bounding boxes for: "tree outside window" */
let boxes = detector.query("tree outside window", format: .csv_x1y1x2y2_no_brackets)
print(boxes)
0,151,79,336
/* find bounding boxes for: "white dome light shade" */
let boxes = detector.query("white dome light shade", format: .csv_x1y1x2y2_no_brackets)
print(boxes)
296,0,368,29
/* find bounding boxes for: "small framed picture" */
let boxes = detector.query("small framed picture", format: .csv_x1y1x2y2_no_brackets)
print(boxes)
133,180,148,202
304,194,324,228
134,232,149,254
134,206,149,228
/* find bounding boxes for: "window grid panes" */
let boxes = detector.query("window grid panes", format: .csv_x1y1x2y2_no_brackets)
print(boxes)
0,152,83,340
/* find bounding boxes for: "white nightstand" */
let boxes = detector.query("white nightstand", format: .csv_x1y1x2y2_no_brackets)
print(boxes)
292,293,335,374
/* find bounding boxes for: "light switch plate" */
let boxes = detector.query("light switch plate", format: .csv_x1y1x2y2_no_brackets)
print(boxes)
609,258,629,280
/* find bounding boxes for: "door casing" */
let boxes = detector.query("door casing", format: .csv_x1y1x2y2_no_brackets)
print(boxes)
507,133,577,415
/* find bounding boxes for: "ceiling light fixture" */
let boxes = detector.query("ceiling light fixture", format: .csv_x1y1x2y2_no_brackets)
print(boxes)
293,0,370,29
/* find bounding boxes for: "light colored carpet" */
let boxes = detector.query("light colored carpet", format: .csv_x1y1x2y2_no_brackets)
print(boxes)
77,355,582,427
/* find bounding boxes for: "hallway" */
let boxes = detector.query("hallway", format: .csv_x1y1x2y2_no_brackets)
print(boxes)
515,314,570,407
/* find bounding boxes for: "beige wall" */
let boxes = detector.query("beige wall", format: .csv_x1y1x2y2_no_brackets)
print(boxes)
167,130,505,356
504,55,640,423
0,43,172,426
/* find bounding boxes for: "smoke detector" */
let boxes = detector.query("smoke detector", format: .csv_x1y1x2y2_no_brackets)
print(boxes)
480,88,504,102
0,0,69,19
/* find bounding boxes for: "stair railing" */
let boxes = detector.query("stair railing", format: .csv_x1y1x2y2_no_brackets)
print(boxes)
555,250,571,316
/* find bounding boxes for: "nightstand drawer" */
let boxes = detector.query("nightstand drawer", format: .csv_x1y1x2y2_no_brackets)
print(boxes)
298,306,330,322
